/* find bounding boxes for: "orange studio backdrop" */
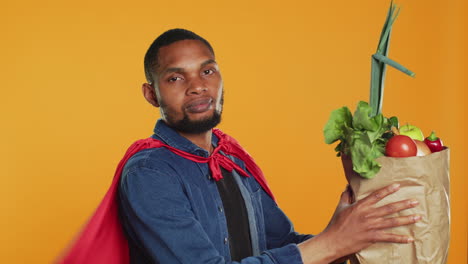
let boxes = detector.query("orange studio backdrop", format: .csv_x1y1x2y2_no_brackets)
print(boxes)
1,0,466,263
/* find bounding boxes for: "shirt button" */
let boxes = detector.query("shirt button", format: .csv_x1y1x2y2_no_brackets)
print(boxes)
218,206,223,212
224,237,228,244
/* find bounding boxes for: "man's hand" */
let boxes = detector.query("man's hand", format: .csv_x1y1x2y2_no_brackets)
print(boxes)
298,183,421,264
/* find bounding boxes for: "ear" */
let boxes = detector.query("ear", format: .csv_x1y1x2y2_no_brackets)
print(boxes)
142,83,160,107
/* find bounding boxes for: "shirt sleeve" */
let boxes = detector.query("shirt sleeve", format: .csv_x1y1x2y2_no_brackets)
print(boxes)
258,185,348,264
118,164,304,264
260,188,313,249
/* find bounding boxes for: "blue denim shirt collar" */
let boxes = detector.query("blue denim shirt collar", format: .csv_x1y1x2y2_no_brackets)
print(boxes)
151,119,219,158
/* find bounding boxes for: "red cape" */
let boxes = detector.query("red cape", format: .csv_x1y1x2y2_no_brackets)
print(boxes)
59,129,274,263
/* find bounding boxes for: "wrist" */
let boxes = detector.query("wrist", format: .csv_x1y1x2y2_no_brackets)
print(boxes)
297,232,340,264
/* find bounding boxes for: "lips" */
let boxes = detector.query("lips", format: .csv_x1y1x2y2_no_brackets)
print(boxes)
185,98,213,113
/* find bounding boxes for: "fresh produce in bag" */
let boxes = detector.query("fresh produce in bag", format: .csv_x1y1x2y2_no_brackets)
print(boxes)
323,2,450,263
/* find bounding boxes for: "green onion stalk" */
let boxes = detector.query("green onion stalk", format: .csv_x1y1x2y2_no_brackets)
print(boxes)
323,0,416,178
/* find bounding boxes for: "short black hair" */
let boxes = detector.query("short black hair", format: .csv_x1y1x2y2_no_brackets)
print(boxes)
144,28,215,84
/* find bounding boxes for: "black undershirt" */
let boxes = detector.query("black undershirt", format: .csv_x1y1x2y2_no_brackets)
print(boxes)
215,167,253,261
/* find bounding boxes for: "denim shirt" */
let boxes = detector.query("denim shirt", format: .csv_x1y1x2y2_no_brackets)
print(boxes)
118,120,312,263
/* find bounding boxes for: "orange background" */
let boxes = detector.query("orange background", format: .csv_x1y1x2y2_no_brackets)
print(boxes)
1,0,466,263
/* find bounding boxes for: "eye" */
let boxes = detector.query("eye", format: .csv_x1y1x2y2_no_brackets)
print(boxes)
168,76,182,82
203,69,215,75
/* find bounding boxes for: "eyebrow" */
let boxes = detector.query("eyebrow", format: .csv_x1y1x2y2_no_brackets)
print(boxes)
162,59,217,75
201,59,217,68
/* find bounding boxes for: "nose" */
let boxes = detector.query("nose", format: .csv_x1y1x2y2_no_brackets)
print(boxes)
186,77,207,95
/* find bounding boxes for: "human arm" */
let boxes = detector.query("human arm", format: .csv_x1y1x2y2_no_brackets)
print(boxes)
257,184,312,248
296,183,421,264
256,180,346,264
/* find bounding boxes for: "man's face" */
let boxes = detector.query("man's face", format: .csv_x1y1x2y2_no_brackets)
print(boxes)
150,39,223,134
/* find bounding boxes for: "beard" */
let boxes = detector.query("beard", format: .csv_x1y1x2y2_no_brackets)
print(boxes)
161,93,224,134
169,110,222,134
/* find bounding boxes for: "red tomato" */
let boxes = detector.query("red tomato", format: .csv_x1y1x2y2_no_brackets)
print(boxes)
385,135,417,157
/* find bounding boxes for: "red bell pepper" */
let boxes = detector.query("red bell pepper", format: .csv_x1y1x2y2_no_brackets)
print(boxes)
424,131,444,152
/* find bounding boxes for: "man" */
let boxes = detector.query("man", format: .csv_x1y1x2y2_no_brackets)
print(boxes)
117,29,420,264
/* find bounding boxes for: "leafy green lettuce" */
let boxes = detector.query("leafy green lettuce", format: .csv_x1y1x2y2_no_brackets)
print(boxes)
323,101,398,178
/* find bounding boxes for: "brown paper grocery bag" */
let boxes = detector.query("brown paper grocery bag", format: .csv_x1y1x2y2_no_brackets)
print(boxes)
341,148,450,264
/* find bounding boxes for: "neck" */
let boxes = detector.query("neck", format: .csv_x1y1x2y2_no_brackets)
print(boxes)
178,130,213,154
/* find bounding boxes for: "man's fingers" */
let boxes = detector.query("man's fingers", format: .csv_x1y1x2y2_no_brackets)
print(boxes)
374,232,415,244
339,185,353,204
346,184,355,203
371,214,422,229
366,199,419,218
360,183,400,206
